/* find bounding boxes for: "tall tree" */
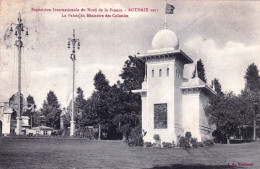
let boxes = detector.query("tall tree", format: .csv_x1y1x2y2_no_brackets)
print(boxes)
242,63,260,140
41,91,62,129
119,55,145,91
192,59,207,83
213,78,224,97
67,87,87,128
206,92,245,143
83,71,111,139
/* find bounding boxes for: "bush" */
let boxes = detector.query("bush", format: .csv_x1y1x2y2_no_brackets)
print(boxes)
179,136,190,148
190,138,198,148
203,139,215,146
127,125,143,147
185,132,192,139
162,142,175,148
144,142,152,147
153,134,160,141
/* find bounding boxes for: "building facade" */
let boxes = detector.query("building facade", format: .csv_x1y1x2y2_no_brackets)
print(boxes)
133,28,216,144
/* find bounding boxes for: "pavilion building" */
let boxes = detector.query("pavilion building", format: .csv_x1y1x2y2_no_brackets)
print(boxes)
133,28,216,144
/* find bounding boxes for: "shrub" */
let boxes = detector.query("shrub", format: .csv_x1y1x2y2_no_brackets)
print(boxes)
179,136,190,148
144,142,152,147
153,134,160,141
127,125,143,147
203,139,215,146
197,142,204,147
162,142,175,148
152,142,161,148
185,132,192,139
190,138,198,148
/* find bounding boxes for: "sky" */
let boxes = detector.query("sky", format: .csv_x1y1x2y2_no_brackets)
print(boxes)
1,0,260,109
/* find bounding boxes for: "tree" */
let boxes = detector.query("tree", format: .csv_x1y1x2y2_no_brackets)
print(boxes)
206,92,245,143
192,59,207,83
119,55,145,91
67,87,87,128
41,91,62,129
213,78,224,97
242,63,260,140
83,71,111,139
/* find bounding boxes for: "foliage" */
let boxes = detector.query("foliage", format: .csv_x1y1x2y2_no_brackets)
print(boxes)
127,124,143,146
162,142,175,148
82,56,144,141
206,63,260,141
144,142,152,147
41,91,62,129
244,63,260,92
213,78,224,97
206,92,246,139
119,55,145,91
185,131,192,139
190,138,198,148
153,134,160,141
192,59,207,83
203,139,215,146
179,136,190,148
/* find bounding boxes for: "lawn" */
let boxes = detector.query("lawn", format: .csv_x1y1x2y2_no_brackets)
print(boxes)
0,137,259,169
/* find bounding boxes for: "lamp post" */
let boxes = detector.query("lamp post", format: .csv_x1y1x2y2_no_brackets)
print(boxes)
67,29,80,136
9,13,29,135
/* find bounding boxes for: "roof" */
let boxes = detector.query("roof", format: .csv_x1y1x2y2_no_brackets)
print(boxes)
32,125,54,130
181,77,216,95
136,49,193,64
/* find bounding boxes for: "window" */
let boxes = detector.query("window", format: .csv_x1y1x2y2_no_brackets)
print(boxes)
43,130,48,135
152,70,154,78
167,68,169,76
154,103,167,129
159,69,162,77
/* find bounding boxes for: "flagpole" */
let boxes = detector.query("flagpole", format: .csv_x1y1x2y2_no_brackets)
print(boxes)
165,0,167,29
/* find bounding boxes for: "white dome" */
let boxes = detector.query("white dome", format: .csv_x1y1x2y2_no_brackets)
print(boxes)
151,28,179,51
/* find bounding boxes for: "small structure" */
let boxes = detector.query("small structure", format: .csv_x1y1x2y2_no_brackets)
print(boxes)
133,28,216,144
27,125,54,136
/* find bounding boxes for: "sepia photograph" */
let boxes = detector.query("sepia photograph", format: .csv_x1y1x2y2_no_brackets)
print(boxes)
0,0,260,168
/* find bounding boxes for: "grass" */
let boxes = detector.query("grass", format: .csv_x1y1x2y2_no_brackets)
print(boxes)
0,137,259,169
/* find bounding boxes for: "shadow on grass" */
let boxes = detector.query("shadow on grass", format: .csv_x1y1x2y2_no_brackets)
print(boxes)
150,164,242,169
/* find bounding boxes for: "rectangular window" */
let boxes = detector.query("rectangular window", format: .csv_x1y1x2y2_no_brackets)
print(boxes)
152,70,154,78
167,68,169,76
154,103,167,129
159,69,162,77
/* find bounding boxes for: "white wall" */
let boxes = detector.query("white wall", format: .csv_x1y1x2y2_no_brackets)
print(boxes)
182,89,201,141
143,59,179,143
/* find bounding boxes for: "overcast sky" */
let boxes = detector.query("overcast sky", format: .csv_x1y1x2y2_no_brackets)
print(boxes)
1,0,260,108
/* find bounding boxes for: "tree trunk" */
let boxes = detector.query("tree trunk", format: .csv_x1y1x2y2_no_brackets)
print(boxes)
253,118,256,141
98,124,101,140
122,132,126,142
227,138,230,144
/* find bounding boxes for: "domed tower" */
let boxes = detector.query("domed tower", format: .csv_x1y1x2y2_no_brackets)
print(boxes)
133,28,193,143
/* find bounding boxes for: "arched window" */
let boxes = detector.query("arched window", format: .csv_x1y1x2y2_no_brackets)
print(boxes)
167,68,169,76
159,69,162,77
152,70,154,78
